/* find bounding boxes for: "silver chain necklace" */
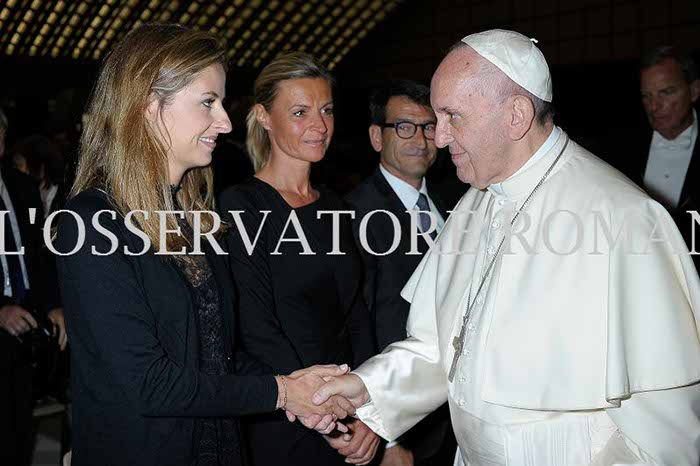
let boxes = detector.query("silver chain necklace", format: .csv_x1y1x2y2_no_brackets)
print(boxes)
448,135,570,382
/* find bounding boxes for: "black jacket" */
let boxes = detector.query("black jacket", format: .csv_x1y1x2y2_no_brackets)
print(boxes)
0,167,57,313
56,189,277,466
345,169,448,350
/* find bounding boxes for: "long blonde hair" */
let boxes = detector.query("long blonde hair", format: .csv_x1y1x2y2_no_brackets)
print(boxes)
246,52,333,171
72,24,226,251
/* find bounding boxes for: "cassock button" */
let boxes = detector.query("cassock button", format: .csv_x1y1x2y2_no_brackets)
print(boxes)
467,323,475,331
459,376,467,384
491,220,501,229
487,246,496,255
498,199,507,206
458,399,466,407
464,349,471,357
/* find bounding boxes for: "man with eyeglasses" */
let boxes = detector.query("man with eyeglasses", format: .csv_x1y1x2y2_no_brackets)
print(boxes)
340,80,454,466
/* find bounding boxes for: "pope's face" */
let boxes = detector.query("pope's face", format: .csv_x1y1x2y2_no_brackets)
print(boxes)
640,58,699,140
431,47,509,189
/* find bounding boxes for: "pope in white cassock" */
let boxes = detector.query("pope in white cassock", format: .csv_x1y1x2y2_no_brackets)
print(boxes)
311,29,700,466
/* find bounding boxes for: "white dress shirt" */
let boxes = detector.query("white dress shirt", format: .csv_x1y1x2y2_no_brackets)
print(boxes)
643,110,698,209
379,164,445,233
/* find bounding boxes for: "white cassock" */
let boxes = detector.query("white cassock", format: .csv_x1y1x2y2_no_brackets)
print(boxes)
354,127,700,466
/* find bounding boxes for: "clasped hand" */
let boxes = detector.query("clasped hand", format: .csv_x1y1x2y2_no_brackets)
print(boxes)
278,364,357,434
281,369,379,464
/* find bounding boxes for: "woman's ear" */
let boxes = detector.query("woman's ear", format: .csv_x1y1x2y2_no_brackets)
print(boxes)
254,103,271,130
145,95,160,123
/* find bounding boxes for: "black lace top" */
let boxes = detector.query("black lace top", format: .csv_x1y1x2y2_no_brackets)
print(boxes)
174,190,238,466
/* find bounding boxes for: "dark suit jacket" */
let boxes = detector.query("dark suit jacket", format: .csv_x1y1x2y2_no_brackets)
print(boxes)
346,169,448,351
56,189,277,466
346,169,455,464
0,167,56,313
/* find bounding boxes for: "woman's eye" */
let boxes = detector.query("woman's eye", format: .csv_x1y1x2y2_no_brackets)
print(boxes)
203,99,215,109
322,107,334,116
293,110,305,117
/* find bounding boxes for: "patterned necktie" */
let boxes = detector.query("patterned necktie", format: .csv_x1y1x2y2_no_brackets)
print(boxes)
415,193,435,238
0,194,26,305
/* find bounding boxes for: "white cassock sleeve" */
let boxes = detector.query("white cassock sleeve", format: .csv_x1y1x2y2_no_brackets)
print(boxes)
354,249,448,441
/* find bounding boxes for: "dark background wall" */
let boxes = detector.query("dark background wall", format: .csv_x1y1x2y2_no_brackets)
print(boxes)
0,0,698,200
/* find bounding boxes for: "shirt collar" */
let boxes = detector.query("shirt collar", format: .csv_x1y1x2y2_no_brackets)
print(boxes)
488,126,563,198
651,109,698,151
379,163,428,211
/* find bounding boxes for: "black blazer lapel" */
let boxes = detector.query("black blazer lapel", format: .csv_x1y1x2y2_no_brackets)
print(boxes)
679,138,700,210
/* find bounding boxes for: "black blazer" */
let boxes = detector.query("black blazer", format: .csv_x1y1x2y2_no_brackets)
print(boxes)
345,169,448,350
56,189,277,466
346,169,456,464
0,167,56,313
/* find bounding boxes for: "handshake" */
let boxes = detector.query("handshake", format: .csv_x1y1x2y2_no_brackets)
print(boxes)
274,364,379,465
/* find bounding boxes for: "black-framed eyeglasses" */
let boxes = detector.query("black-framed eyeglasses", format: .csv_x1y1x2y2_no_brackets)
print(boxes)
382,121,436,140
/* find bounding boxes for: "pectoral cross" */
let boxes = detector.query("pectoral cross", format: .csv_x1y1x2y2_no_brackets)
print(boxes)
448,320,468,382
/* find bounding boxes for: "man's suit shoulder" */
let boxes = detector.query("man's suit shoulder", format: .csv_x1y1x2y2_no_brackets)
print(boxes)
345,173,382,213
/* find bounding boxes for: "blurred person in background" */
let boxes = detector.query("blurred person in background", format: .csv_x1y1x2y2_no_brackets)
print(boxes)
0,108,66,466
10,134,67,217
635,46,700,267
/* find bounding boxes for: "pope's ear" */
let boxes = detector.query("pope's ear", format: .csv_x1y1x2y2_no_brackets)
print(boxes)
369,125,383,153
254,103,271,130
508,95,535,141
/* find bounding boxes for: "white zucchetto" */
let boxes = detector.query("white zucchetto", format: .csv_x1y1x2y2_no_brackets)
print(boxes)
461,29,553,102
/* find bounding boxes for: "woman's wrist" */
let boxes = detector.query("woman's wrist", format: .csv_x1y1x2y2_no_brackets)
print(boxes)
274,375,288,410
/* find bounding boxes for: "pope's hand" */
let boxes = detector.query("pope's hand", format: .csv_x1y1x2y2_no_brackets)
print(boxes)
312,373,370,409
323,419,380,465
279,364,355,434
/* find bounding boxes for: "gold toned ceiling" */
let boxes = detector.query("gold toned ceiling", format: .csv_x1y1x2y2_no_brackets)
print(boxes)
0,0,402,70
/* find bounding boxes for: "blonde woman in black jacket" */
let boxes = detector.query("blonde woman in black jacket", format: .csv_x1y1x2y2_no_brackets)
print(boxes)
56,24,350,466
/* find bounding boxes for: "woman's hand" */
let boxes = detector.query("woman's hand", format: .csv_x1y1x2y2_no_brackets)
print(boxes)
278,364,355,434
